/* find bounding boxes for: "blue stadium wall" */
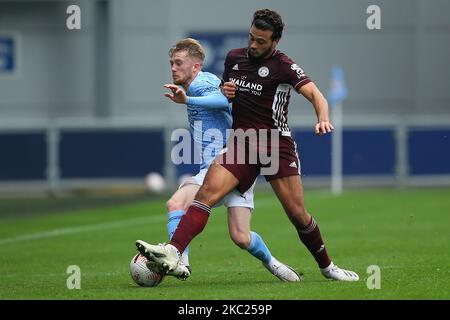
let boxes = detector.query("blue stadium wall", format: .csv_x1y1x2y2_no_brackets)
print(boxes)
1,128,449,181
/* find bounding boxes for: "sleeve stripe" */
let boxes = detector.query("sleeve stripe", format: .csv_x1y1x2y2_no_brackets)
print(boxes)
294,78,311,90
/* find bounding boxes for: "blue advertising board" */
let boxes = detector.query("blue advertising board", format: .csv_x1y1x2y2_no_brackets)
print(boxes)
0,35,15,74
188,32,248,78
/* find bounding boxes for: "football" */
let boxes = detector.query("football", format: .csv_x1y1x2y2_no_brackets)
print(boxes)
130,253,164,287
144,172,166,193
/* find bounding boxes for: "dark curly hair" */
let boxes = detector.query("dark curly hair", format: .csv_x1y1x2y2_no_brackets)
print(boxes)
251,9,284,40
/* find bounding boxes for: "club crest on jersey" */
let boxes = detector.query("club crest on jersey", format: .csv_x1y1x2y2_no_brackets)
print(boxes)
258,66,269,77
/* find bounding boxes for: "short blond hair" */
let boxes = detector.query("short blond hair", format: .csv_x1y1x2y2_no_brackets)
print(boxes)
168,38,205,63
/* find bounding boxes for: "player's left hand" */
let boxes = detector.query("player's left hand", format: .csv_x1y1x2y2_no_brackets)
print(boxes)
221,82,236,99
315,121,334,135
164,84,188,104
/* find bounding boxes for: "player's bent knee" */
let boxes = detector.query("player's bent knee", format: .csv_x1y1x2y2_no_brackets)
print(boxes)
230,232,251,249
166,198,184,212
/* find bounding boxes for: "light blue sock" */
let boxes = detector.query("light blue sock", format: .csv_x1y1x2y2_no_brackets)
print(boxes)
167,210,184,239
246,231,272,264
167,210,190,261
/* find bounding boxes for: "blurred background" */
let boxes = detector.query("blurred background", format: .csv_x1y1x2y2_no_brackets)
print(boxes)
1,0,449,196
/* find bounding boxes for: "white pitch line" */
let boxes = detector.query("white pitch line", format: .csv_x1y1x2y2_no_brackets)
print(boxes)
0,271,123,279
0,197,280,246
0,215,166,246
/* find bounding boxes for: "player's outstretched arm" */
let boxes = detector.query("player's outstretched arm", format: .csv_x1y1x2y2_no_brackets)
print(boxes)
187,92,229,109
298,82,334,135
163,84,229,109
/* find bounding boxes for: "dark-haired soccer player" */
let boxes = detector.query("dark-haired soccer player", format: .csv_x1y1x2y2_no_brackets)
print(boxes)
138,9,358,282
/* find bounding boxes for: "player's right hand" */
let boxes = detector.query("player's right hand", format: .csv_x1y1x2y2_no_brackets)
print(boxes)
314,121,334,135
222,82,236,99
164,84,187,104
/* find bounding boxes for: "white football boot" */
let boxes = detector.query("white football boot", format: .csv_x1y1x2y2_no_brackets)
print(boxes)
320,262,359,281
168,262,191,280
263,257,302,282
136,240,180,274
146,259,191,281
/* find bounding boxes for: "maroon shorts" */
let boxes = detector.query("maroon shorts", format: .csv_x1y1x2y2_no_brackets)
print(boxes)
216,133,301,194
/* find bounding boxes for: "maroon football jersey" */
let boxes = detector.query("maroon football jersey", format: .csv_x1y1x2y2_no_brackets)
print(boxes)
223,48,311,137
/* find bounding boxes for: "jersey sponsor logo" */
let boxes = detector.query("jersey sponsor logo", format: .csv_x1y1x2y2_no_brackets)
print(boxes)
229,77,262,96
290,64,305,79
232,64,239,70
258,66,269,77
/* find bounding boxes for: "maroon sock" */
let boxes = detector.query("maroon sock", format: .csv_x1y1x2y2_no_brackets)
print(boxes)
169,200,210,253
297,217,331,269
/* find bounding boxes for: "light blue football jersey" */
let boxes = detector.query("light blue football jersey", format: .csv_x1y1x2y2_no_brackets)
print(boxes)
186,71,232,170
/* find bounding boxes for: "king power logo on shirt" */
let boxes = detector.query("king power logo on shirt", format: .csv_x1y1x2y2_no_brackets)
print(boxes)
229,77,262,96
290,64,305,79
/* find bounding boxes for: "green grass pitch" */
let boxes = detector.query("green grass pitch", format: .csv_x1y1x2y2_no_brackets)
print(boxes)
0,189,449,300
